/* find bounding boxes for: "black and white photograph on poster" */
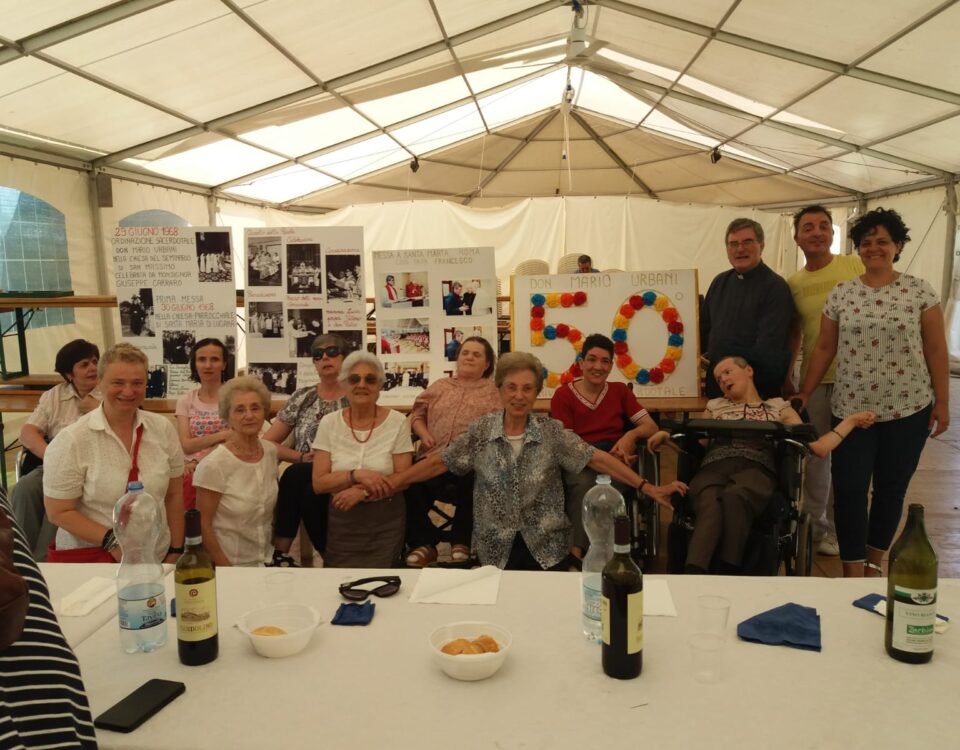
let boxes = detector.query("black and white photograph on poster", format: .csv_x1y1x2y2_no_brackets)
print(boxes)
248,363,297,395
383,362,429,392
462,278,496,316
377,271,429,309
287,243,322,295
379,318,430,355
119,288,156,337
248,301,284,338
196,231,232,283
287,308,324,358
163,330,195,364
444,326,484,362
224,334,237,379
147,365,167,397
442,280,472,316
247,236,282,287
326,254,363,302
328,329,363,356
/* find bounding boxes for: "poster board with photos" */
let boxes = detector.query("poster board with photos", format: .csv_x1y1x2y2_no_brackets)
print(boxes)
245,226,365,397
511,269,700,399
112,226,237,397
373,247,497,405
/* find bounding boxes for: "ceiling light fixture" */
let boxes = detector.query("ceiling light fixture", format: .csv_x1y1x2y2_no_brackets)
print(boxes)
410,157,420,173
710,147,722,164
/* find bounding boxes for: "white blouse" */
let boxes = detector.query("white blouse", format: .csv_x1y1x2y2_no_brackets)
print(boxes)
43,406,183,559
312,409,413,474
192,440,279,566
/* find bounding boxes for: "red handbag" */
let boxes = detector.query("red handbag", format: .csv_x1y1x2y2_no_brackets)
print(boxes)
45,543,116,563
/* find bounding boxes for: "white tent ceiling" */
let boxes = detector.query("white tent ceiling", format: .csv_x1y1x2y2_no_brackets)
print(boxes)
1,0,958,212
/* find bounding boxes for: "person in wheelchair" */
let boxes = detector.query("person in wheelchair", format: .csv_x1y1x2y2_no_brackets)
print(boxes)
550,333,659,558
648,355,874,574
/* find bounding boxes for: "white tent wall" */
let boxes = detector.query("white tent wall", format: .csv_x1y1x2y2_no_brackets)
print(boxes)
0,156,100,373
220,195,790,298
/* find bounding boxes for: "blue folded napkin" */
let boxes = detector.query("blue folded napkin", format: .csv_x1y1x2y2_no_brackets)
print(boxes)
331,601,375,626
737,602,821,651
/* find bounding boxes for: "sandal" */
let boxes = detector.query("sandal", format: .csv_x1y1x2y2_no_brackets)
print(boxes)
405,545,438,568
450,544,471,563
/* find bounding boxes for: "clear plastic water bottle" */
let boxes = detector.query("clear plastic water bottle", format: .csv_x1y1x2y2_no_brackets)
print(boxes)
113,481,167,653
581,475,626,641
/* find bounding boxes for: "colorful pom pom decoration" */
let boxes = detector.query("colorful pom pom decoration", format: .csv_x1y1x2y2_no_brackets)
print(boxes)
611,289,684,386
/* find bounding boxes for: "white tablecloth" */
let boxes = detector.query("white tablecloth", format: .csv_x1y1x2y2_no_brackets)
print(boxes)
70,568,958,749
40,563,173,648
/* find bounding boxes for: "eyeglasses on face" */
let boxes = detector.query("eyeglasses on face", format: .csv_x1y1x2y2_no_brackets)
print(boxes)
338,576,402,601
726,239,758,250
312,346,343,360
347,373,379,386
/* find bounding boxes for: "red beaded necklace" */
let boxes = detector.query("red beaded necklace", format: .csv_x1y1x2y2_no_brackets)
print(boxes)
347,409,377,444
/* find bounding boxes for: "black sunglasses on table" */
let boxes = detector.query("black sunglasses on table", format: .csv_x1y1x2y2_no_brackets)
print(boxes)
312,346,343,360
338,576,402,601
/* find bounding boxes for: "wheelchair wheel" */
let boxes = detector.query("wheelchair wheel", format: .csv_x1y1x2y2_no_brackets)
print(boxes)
794,512,813,577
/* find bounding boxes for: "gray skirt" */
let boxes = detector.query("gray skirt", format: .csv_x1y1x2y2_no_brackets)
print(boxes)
324,493,405,568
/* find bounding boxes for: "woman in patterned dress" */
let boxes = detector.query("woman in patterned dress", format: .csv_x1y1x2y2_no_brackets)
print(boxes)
176,338,231,509
385,352,685,570
799,208,950,577
264,333,350,566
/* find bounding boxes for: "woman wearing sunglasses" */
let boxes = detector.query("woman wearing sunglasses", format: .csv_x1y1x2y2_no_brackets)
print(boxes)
264,334,350,567
312,351,414,567
385,352,686,571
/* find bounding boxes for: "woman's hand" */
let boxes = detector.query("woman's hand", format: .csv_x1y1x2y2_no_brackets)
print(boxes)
610,435,637,465
353,469,391,497
847,411,877,430
417,430,436,451
792,391,811,412
642,480,688,509
184,458,199,476
930,401,950,437
646,430,670,454
331,486,367,512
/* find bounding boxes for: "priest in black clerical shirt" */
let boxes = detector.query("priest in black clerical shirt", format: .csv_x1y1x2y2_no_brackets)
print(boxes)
700,218,795,399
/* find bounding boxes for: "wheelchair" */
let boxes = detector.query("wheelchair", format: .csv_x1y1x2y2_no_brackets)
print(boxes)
661,418,817,576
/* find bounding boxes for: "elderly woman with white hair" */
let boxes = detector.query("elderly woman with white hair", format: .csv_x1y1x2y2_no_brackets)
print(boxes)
386,352,687,570
193,376,278,566
312,351,413,567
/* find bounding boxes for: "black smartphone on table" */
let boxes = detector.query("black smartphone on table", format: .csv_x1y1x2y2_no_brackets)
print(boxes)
93,678,185,733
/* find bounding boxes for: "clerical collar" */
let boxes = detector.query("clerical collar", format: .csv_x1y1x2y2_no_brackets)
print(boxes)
735,261,766,281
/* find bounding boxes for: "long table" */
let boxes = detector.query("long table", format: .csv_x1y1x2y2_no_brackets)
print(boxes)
48,567,956,749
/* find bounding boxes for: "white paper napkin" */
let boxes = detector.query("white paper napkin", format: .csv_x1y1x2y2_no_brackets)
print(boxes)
58,577,115,617
409,566,502,604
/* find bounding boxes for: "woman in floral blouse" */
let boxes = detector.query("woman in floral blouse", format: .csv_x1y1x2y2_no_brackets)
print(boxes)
799,207,949,577
176,338,231,510
264,334,350,566
385,352,686,570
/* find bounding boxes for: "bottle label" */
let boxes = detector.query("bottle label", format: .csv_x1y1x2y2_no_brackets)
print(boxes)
600,591,643,654
582,574,602,623
891,586,936,653
176,580,219,642
118,583,166,631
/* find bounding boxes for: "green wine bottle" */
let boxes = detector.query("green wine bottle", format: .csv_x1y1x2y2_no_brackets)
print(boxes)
885,504,937,664
175,509,219,666
601,515,643,679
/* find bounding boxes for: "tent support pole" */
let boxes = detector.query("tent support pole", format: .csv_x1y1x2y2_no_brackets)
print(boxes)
87,171,116,348
942,180,958,305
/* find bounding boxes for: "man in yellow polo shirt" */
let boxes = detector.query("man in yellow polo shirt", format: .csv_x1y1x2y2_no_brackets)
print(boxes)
787,205,863,556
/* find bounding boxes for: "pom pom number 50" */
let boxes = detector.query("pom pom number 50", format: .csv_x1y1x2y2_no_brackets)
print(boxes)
529,290,684,387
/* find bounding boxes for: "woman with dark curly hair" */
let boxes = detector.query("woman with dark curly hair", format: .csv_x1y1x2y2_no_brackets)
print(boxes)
799,207,949,577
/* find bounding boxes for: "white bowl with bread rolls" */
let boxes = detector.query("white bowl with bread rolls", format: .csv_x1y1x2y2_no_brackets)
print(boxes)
237,603,321,658
429,621,512,681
